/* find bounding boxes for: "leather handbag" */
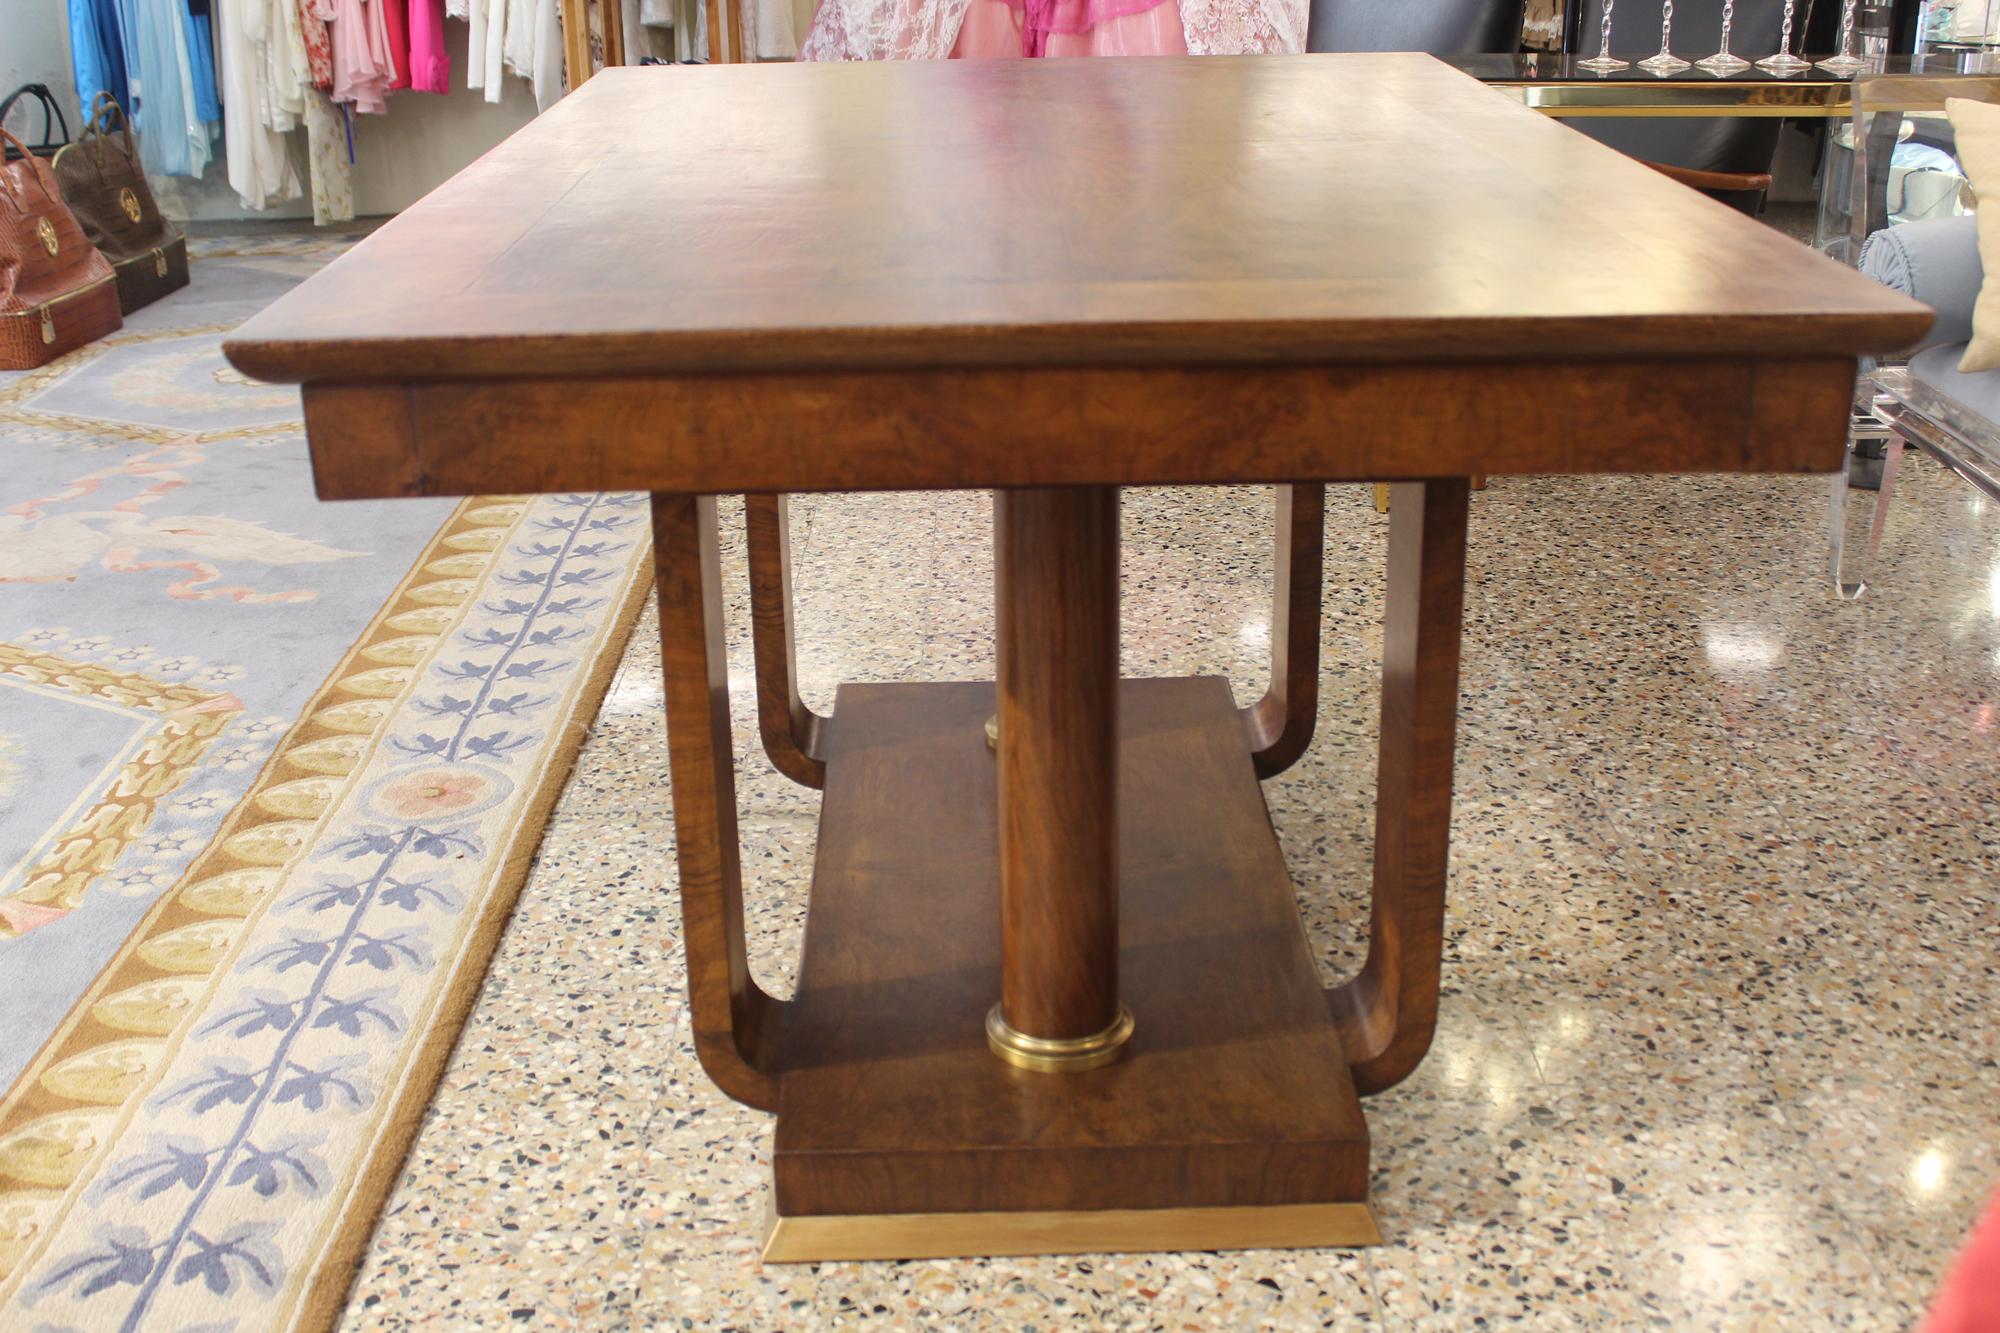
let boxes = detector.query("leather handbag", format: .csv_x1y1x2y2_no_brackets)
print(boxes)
0,84,71,162
0,125,122,369
53,94,189,315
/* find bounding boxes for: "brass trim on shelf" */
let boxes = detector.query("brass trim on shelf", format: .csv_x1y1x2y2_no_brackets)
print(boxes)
762,1200,1383,1262
986,1003,1135,1073
1498,79,1852,118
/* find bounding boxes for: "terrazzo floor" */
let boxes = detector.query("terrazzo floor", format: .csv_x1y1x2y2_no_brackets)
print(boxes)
339,464,1998,1329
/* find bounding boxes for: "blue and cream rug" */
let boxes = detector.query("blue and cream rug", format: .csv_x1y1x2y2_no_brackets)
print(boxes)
0,236,651,1330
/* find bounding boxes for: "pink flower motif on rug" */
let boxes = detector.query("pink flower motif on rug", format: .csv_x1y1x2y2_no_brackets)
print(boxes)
375,768,493,820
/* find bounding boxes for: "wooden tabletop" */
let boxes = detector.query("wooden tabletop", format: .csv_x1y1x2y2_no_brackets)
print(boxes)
226,54,1927,386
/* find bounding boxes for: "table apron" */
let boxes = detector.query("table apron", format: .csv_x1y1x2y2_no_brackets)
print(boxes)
302,356,1857,501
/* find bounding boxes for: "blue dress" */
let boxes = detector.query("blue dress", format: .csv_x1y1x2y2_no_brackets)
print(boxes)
67,0,131,113
119,0,217,178
185,4,223,126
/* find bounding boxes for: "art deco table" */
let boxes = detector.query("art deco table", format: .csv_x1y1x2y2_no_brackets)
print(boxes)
225,53,1928,1263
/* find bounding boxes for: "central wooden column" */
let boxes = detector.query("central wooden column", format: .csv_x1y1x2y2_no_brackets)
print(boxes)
989,486,1132,1071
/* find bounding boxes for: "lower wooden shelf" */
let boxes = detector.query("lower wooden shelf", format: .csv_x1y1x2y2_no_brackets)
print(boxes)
767,677,1372,1261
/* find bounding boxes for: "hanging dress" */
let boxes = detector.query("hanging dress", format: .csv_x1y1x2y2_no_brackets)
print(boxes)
505,0,537,79
384,0,415,89
123,0,212,177
185,2,224,123
530,0,562,110
407,0,451,92
68,0,132,113
482,0,510,101
298,0,336,88
218,0,305,207
465,0,490,91
329,0,398,114
800,0,1300,59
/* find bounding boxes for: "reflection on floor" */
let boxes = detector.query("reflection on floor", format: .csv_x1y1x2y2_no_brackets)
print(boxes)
343,466,1998,1328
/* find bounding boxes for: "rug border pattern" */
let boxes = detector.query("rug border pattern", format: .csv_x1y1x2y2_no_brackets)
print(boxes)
0,649,244,925
2,488,657,1332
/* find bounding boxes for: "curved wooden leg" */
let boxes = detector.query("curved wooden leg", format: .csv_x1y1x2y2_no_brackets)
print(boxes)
1241,483,1324,779
746,493,828,789
653,493,787,1111
1327,479,1469,1097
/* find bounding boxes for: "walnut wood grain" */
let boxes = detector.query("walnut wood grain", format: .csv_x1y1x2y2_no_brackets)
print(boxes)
299,357,1864,502
300,383,426,499
774,679,1369,1216
650,493,785,1111
1327,479,1469,1096
1241,483,1324,779
745,493,828,789
228,57,1928,388
231,51,1941,1232
994,488,1121,1041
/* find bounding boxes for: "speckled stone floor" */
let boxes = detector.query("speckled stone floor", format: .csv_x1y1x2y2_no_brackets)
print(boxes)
339,463,1998,1330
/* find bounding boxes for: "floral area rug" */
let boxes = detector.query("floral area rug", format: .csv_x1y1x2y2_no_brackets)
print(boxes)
0,235,652,1330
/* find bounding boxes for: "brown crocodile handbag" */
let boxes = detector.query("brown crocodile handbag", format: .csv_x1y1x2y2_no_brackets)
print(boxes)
53,94,188,315
0,125,121,369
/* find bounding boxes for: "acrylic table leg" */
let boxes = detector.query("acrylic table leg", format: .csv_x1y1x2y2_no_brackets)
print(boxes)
1327,479,1469,1096
1866,435,1906,574
988,486,1132,1071
745,493,828,788
1242,483,1324,779
652,493,787,1111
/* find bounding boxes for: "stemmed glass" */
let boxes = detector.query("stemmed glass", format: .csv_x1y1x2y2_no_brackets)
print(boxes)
1757,0,1811,74
1577,0,1630,72
1696,0,1752,74
1819,0,1868,76
1638,0,1691,74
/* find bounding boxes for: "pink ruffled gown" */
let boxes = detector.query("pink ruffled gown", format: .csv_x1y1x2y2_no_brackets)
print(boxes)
800,0,1299,64
950,0,1186,57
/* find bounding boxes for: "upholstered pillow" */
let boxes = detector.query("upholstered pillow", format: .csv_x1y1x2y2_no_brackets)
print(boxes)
1861,214,1981,349
1947,97,2000,372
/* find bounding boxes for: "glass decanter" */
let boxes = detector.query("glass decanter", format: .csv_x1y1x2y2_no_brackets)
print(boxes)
1696,0,1752,74
1638,0,1692,74
1577,0,1630,72
1756,0,1811,74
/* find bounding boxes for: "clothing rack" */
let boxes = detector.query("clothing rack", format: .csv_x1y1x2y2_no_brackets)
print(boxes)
560,0,746,89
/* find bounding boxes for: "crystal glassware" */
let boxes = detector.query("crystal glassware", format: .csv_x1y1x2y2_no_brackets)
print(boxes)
1756,0,1811,74
1696,0,1752,74
1577,0,1630,72
1638,0,1692,74
1819,0,1867,76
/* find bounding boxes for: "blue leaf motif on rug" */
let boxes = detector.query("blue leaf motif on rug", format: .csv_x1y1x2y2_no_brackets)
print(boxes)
3,243,651,1330
14,485,646,1328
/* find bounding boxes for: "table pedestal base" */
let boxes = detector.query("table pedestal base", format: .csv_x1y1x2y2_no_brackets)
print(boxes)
768,677,1374,1261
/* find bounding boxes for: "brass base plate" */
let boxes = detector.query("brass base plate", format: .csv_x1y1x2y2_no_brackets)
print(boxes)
762,1201,1382,1263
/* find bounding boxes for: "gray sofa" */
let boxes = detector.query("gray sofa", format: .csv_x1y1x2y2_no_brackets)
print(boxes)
1835,213,1999,596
